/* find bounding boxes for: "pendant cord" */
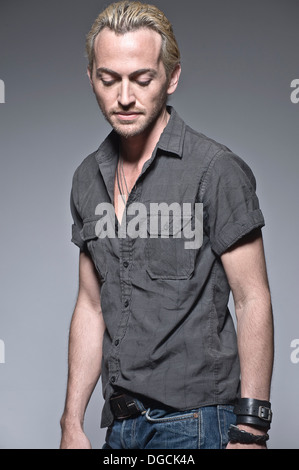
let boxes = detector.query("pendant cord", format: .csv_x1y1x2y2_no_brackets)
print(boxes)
116,154,129,204
120,156,130,196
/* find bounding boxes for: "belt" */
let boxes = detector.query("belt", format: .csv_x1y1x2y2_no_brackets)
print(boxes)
110,392,150,420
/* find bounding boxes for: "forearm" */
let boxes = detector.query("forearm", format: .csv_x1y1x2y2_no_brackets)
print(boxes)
236,290,274,401
221,231,274,448
61,301,105,430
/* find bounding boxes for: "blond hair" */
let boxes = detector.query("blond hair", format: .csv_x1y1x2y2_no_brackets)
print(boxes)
86,1,180,79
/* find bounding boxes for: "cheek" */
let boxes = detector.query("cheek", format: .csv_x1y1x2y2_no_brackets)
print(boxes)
94,87,114,106
140,85,165,102
146,86,168,107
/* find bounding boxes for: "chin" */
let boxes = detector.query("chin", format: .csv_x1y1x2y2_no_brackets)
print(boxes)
112,122,148,139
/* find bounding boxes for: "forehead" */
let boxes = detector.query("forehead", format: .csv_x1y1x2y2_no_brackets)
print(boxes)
93,28,163,72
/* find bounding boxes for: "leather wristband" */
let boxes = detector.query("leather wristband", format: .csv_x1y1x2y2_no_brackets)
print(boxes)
234,398,272,430
228,425,269,445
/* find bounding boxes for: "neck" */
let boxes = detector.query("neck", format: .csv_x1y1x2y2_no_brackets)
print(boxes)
119,107,169,164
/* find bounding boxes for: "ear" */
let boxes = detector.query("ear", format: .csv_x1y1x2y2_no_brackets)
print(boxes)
167,64,181,96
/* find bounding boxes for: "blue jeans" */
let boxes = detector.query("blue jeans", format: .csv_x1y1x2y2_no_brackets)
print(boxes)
102,400,236,449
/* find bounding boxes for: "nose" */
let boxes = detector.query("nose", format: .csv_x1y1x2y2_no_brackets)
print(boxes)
118,79,135,108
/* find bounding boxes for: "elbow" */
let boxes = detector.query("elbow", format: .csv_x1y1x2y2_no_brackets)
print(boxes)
234,287,273,323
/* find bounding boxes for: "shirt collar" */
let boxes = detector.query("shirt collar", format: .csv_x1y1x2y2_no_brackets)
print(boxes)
157,106,185,158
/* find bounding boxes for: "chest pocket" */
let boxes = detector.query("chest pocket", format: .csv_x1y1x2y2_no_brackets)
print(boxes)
146,214,195,280
81,219,108,282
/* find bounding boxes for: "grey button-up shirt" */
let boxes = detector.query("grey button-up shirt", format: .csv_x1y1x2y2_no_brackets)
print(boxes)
70,107,265,428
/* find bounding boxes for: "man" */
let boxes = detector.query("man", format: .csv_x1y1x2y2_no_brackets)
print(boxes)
60,1,274,449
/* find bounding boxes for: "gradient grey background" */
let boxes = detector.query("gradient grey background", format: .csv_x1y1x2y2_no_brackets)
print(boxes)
0,0,298,449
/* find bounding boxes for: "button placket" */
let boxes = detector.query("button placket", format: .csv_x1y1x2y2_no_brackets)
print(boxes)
120,236,132,309
108,231,133,379
108,183,140,386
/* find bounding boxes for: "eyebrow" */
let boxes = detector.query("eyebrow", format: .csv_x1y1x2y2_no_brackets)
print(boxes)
96,67,158,79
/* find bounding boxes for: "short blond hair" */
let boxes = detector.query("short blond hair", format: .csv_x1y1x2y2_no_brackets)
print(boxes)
86,1,180,79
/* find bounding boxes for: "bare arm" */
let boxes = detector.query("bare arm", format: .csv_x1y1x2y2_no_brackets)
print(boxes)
221,229,274,448
60,251,106,449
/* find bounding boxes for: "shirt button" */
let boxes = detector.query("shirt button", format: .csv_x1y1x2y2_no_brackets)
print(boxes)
114,339,119,346
110,376,116,384
123,261,129,268
124,299,129,308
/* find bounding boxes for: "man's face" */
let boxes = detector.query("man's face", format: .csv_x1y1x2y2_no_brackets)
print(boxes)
88,28,177,139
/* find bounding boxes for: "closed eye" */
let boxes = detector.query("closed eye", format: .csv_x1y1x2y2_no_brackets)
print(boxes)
95,67,157,87
100,79,117,86
136,80,152,87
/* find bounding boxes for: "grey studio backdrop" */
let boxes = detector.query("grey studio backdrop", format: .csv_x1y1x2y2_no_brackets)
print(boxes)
0,0,298,449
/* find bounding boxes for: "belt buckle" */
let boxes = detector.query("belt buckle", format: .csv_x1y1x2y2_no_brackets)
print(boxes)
110,394,141,419
258,405,272,422
126,400,140,416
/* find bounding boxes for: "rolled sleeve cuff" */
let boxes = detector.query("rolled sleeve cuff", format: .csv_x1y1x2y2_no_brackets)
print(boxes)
71,223,86,251
211,208,265,256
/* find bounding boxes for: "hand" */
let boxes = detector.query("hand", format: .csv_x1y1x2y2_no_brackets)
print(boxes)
226,424,268,450
60,425,92,449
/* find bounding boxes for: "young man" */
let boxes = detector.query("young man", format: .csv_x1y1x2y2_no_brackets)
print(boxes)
60,1,274,449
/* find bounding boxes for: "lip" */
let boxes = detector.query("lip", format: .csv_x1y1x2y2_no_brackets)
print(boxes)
115,112,142,121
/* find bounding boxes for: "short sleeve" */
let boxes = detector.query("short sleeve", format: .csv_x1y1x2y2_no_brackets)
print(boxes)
70,171,86,251
201,152,265,256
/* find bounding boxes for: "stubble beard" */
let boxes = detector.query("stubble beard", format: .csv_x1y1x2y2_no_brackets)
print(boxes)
99,86,169,139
